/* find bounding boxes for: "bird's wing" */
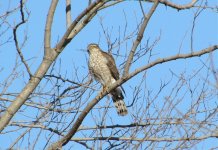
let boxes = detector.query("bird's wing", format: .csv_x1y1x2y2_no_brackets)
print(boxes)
101,50,126,95
101,51,120,80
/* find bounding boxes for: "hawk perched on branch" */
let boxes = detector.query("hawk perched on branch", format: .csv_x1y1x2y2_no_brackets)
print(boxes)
87,43,128,116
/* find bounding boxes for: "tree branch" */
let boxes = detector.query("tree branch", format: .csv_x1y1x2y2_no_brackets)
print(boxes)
48,45,218,149
55,0,105,51
13,0,32,77
146,0,197,10
0,0,59,133
69,134,218,142
66,0,72,28
44,0,58,59
123,0,159,76
0,0,107,133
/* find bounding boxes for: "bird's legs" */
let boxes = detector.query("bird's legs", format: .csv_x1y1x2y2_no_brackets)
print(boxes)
100,86,106,95
101,80,110,94
102,85,109,93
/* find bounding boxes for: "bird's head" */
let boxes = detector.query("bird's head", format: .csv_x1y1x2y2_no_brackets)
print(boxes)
87,43,100,54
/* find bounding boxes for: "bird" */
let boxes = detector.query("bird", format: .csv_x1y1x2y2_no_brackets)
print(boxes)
87,43,128,116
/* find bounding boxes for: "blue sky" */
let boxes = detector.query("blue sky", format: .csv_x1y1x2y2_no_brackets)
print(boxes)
0,0,218,149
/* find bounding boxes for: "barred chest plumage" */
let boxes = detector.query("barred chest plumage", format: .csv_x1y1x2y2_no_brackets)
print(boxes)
89,50,112,86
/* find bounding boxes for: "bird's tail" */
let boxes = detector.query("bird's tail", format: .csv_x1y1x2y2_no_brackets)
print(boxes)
111,87,128,116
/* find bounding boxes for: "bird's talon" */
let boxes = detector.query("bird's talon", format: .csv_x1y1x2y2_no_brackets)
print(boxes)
103,86,109,93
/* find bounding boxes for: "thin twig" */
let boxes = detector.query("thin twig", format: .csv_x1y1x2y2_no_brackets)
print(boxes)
13,0,32,77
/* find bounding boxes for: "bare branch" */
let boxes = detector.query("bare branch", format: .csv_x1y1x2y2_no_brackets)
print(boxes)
56,0,105,51
0,0,106,133
49,45,218,149
65,0,72,28
122,45,218,90
0,0,59,133
123,0,159,76
44,0,58,59
13,0,32,77
0,0,217,149
146,0,198,10
70,134,218,142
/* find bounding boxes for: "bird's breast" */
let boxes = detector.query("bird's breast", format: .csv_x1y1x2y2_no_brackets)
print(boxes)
89,52,112,85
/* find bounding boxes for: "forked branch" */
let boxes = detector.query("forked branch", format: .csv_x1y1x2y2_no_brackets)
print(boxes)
48,45,218,149
123,0,159,76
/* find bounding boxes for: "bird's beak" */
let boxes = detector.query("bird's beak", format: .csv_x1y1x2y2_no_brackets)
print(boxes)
87,49,90,54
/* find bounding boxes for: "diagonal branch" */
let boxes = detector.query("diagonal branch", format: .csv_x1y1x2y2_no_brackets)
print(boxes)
0,0,60,133
0,0,106,133
123,0,159,76
122,45,218,88
48,45,218,149
55,0,105,51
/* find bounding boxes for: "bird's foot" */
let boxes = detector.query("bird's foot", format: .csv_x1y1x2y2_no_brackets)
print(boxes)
102,86,109,94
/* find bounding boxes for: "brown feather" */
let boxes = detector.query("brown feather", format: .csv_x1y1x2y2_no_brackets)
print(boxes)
100,51,120,80
100,50,126,94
